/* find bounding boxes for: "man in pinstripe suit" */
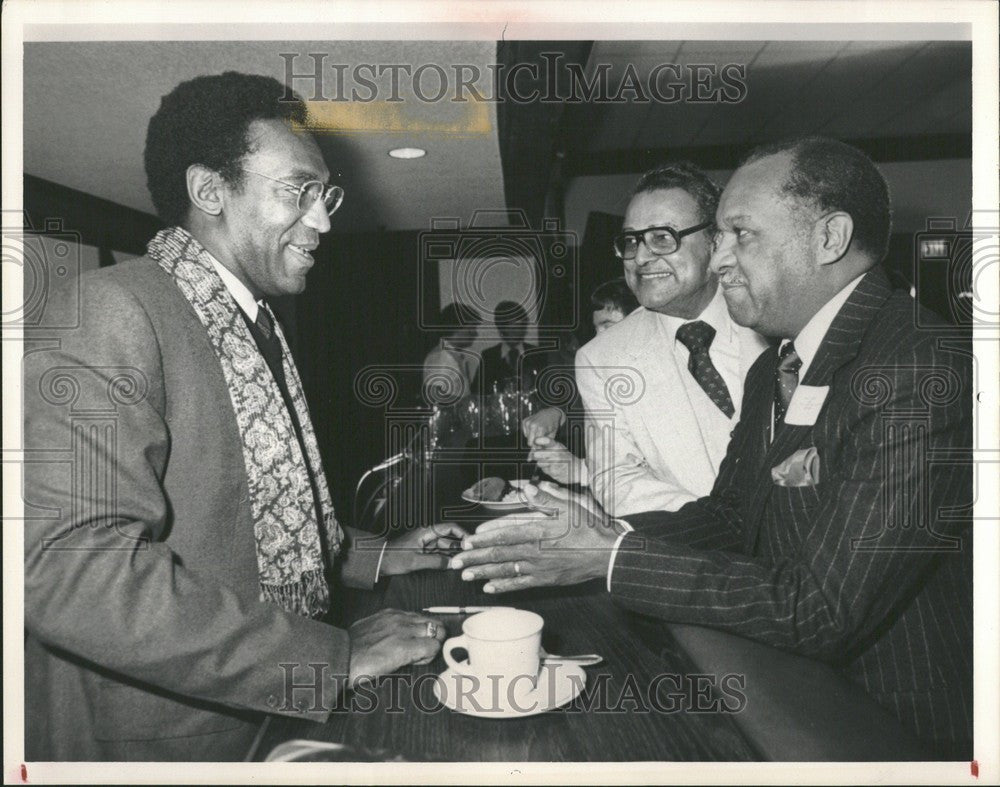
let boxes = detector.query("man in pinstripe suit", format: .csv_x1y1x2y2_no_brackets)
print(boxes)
453,137,973,756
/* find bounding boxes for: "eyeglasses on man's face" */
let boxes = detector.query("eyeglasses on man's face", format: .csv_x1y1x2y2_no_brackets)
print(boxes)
242,169,345,216
613,220,712,260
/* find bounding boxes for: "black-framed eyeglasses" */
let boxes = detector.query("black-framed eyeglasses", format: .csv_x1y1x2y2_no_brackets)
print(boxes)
243,169,345,216
613,221,712,260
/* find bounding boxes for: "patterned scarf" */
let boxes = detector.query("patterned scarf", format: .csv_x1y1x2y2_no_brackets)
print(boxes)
148,226,342,618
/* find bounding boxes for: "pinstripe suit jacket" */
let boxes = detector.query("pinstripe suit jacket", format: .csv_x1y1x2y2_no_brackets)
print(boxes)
611,268,973,753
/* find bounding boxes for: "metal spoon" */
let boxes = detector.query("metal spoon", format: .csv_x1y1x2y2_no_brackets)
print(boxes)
540,653,603,666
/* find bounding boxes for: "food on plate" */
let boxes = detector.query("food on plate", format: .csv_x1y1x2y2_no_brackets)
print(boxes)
465,476,515,502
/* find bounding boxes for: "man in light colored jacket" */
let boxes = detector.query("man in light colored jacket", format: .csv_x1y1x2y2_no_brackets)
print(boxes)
576,163,768,516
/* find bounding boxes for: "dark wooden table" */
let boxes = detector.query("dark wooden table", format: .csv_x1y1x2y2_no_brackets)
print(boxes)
253,567,760,761
253,448,928,762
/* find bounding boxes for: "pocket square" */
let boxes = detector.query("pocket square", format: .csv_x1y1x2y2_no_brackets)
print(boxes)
771,446,820,487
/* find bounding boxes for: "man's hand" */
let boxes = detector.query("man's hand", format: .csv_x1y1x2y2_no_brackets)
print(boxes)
449,482,620,593
528,436,589,486
521,407,566,444
379,522,469,577
348,609,447,687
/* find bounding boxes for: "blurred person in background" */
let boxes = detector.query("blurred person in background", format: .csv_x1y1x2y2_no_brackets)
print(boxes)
472,300,547,395
422,302,481,406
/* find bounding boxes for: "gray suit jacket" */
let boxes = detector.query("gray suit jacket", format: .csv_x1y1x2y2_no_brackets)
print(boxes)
23,257,383,761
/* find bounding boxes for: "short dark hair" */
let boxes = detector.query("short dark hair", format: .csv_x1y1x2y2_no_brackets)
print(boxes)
438,302,481,328
493,300,529,324
631,161,723,230
144,71,308,226
741,136,892,262
590,278,639,315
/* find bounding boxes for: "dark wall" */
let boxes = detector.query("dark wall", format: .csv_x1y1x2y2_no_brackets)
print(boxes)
24,175,164,261
571,210,625,343
292,229,439,518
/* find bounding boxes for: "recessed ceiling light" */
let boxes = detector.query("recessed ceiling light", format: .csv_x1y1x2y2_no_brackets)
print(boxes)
388,147,426,159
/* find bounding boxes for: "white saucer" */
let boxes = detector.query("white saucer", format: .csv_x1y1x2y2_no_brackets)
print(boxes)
432,662,586,718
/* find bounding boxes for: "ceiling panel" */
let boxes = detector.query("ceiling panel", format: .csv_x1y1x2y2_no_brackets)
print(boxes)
581,40,971,156
589,40,688,60
659,61,824,147
822,42,971,137
739,40,847,67
22,39,972,234
757,42,925,138
583,100,656,151
667,41,770,62
23,40,506,231
572,42,685,151
633,100,733,147
876,77,972,137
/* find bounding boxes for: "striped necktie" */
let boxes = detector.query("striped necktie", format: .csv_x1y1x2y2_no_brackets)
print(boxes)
773,341,802,428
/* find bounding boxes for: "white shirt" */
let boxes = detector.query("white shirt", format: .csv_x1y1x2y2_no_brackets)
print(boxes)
577,283,766,517
209,256,261,322
786,272,865,380
770,273,865,434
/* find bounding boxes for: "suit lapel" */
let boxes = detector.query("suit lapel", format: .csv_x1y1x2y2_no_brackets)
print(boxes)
737,325,773,382
742,268,895,552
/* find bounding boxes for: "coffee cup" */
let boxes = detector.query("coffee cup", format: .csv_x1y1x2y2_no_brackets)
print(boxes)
442,608,543,693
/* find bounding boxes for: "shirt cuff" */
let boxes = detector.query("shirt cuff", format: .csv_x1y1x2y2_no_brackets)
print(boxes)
606,519,634,593
374,541,389,581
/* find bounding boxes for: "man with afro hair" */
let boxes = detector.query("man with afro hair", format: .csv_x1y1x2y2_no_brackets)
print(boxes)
24,71,463,761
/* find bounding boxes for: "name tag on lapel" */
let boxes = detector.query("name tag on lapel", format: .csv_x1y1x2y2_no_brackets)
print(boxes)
785,385,829,426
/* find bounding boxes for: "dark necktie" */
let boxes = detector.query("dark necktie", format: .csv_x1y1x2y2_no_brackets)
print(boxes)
675,320,735,418
252,304,286,390
240,302,305,452
773,341,802,428
240,303,331,563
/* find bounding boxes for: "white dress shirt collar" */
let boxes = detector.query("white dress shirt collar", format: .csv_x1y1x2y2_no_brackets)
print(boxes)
785,272,865,380
208,255,260,322
661,281,732,344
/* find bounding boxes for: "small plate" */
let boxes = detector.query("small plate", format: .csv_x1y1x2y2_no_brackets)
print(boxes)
432,662,586,719
461,479,532,512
